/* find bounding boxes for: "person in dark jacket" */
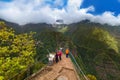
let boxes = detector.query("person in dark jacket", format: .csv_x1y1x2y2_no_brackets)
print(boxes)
55,52,59,63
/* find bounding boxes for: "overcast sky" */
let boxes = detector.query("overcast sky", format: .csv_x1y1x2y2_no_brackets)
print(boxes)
0,0,120,26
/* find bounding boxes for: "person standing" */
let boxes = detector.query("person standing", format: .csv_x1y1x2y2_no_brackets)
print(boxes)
58,50,62,60
55,52,59,63
65,48,69,58
48,53,54,65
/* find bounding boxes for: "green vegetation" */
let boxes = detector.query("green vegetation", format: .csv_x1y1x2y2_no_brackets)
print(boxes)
57,26,68,33
1,20,120,80
35,30,69,52
69,25,120,80
0,21,70,80
0,22,36,80
72,27,118,53
87,74,97,80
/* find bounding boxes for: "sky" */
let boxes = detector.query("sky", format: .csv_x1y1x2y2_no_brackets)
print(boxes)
0,0,120,26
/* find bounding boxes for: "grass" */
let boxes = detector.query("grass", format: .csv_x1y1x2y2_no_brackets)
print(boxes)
58,26,68,33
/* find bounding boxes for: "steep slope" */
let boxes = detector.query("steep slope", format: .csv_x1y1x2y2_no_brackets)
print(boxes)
68,25,120,80
0,19,22,34
67,20,120,37
22,23,54,33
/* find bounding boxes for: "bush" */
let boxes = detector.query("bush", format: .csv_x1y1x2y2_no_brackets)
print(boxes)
87,74,97,80
32,62,45,73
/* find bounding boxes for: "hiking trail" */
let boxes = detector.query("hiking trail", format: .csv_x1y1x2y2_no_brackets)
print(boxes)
27,54,80,80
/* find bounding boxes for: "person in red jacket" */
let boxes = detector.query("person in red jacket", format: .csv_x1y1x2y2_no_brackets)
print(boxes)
58,50,62,60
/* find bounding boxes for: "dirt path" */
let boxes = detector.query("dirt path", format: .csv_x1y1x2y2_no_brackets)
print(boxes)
28,54,80,80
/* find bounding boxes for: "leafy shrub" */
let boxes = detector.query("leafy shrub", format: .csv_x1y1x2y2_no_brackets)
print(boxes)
87,74,97,80
0,22,36,79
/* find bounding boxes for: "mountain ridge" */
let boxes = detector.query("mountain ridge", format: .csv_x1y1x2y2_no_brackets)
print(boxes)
0,18,54,33
1,18,120,35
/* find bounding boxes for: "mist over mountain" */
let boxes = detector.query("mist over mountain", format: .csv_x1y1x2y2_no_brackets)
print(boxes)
1,0,120,26
0,19,54,33
1,18,120,38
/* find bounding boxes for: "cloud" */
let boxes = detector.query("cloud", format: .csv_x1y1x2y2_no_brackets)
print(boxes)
90,12,120,26
54,0,65,7
0,0,120,26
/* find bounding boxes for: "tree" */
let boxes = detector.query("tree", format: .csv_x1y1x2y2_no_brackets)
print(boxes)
0,22,36,80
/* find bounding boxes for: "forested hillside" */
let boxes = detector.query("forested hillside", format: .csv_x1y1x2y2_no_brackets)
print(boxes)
67,20,120,37
34,30,70,61
1,19,120,80
67,22,120,80
22,23,54,33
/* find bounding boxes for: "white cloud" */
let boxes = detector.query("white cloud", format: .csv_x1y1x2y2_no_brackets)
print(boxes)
91,12,120,26
0,0,120,26
54,0,65,7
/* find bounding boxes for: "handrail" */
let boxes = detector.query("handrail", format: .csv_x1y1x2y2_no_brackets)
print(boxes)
9,48,89,80
69,52,88,80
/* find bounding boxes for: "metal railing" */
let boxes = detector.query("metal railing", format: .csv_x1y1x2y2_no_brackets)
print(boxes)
9,49,88,80
69,51,88,80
